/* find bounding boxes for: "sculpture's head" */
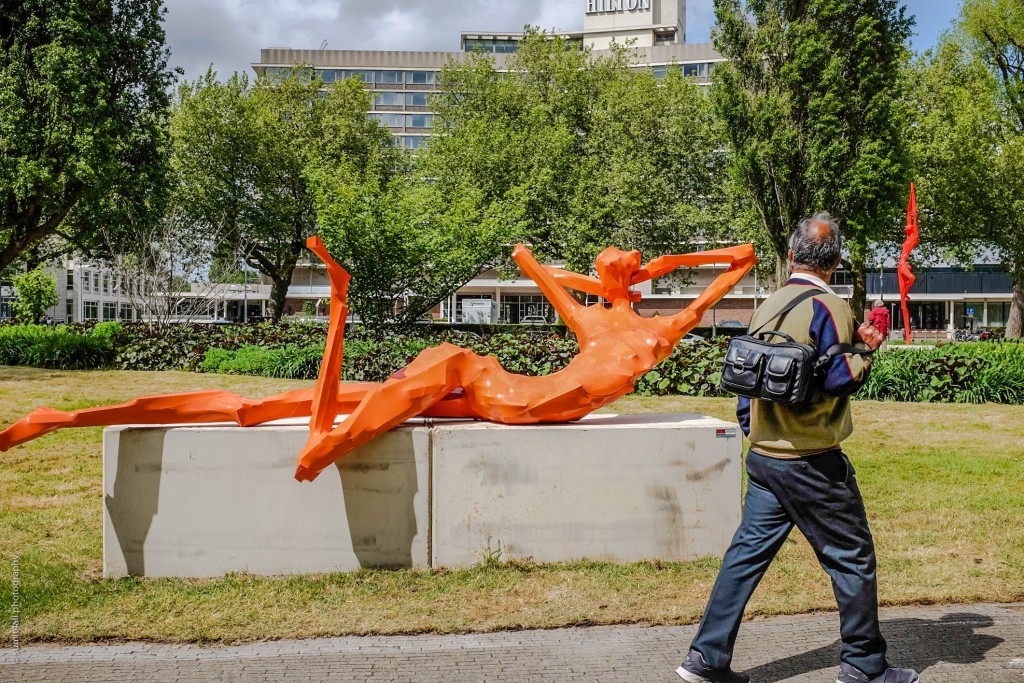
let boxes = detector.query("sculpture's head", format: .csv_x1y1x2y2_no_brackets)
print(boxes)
595,247,643,302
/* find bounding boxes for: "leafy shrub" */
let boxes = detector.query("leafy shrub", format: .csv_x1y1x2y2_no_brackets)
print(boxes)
19,319,1022,405
0,325,114,370
201,344,327,380
860,342,1024,404
634,339,730,397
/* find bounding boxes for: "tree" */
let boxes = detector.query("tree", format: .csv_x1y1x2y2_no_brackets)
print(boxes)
101,206,243,326
0,0,176,272
711,0,913,315
425,29,729,275
908,11,1024,338
962,0,1024,337
11,267,59,323
172,69,389,322
309,148,497,327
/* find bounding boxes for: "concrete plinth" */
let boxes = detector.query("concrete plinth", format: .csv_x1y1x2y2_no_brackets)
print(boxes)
430,414,742,567
103,421,430,578
103,413,741,577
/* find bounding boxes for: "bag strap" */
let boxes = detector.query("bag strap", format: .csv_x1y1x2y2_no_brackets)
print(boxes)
748,288,824,337
814,342,876,373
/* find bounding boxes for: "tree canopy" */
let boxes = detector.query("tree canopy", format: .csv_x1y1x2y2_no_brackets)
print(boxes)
425,29,730,275
171,69,392,322
0,0,176,271
10,267,58,323
711,0,913,315
908,1,1024,337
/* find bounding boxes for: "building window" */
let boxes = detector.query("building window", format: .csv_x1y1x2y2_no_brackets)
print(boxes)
119,303,133,321
370,112,404,127
374,91,403,106
102,275,110,294
402,135,428,149
66,269,74,289
405,92,429,107
84,301,98,320
465,39,493,53
317,68,341,84
987,302,1010,328
405,70,436,85
406,114,433,128
896,302,946,331
682,62,707,78
494,39,518,53
66,300,74,321
500,295,554,324
343,69,372,83
655,31,676,45
954,301,986,329
102,302,116,320
93,273,99,291
652,65,668,79
376,70,403,84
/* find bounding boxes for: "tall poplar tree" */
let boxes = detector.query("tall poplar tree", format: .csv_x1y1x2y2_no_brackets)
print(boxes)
711,0,912,315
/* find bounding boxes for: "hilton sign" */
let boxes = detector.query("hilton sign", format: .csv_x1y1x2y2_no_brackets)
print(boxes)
586,0,652,13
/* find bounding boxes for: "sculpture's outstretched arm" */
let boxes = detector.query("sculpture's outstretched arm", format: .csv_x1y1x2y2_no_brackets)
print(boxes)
540,266,605,300
512,243,586,329
304,236,351,443
642,244,758,339
631,245,756,284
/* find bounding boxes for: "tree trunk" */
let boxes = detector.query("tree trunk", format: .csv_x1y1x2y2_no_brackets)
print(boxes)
1006,281,1024,339
849,252,868,322
268,277,290,324
775,252,788,290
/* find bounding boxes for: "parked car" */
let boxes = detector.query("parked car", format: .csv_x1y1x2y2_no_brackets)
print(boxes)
520,315,548,325
717,320,746,328
680,332,704,344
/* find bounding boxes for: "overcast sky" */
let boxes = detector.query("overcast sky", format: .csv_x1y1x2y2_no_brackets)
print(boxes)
163,0,964,83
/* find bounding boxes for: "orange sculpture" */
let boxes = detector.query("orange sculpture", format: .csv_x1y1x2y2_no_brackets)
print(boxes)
0,238,756,482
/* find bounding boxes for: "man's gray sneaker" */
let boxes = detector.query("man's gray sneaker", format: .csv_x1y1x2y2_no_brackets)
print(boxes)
836,662,921,683
676,649,751,683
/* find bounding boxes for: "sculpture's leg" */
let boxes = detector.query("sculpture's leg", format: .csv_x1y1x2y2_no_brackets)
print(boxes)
0,383,380,452
294,343,479,481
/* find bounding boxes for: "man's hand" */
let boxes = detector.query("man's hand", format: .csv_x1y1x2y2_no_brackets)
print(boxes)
855,321,885,350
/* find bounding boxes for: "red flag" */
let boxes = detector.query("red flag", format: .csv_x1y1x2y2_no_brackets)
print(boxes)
898,183,919,344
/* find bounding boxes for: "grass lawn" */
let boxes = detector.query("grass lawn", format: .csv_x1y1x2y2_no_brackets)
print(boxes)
1,367,1022,644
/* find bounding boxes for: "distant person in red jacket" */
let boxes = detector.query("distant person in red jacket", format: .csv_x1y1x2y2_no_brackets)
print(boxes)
869,300,891,341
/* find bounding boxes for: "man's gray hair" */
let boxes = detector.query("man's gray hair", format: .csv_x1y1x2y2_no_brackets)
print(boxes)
789,211,842,272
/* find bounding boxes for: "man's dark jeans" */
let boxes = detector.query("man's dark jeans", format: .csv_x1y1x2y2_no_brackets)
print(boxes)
690,449,888,676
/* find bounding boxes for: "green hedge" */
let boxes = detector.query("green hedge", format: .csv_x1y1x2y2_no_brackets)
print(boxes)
0,323,118,370
3,321,1024,405
860,342,1024,404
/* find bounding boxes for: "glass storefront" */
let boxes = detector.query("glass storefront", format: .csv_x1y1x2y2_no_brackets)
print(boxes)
953,302,985,330
893,302,946,331
500,295,554,324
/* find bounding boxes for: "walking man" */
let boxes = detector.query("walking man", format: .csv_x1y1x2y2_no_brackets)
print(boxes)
676,213,919,683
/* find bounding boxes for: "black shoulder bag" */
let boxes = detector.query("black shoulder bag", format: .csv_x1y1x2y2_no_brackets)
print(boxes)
719,288,874,405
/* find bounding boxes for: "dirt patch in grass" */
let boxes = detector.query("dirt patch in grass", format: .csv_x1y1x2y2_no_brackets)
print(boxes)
1,368,1022,644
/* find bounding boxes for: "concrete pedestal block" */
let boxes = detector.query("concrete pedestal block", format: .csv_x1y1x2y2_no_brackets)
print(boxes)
103,413,741,577
430,414,742,568
103,421,430,578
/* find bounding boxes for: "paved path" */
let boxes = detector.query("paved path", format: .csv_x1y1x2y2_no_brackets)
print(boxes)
2,603,1022,682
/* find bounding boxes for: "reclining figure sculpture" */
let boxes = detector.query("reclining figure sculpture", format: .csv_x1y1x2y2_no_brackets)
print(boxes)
0,238,756,482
